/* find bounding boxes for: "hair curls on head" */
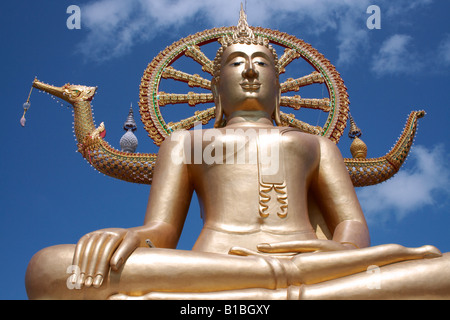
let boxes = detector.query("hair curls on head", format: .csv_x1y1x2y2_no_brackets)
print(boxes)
211,36,280,83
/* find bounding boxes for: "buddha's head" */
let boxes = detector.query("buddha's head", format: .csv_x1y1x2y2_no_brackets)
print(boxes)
211,8,281,127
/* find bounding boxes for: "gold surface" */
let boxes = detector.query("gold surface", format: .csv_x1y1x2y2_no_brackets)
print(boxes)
25,6,449,300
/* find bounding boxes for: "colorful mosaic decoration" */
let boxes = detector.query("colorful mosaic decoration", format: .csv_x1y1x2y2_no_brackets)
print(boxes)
139,26,348,144
30,23,425,187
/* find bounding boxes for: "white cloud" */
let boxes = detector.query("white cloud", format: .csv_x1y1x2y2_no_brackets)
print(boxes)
384,0,433,17
370,34,424,76
76,0,436,68
335,10,370,66
437,34,450,66
77,0,243,61
357,144,450,223
77,0,374,62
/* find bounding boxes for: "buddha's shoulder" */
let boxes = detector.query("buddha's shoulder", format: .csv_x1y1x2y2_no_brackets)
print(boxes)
163,126,333,146
278,127,342,154
278,127,323,143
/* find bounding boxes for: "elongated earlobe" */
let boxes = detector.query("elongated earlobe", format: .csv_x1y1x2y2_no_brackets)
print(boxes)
273,87,282,126
214,102,224,128
212,81,224,128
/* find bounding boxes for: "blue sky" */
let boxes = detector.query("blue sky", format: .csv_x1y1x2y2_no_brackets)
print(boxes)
1,0,449,300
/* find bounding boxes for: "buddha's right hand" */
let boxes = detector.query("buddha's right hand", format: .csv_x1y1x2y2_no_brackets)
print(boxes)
70,228,140,288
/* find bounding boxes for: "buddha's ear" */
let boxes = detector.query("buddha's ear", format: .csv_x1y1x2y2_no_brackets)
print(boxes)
212,78,224,128
273,83,282,126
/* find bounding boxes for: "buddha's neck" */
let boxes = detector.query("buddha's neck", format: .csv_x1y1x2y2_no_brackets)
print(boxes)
225,111,274,127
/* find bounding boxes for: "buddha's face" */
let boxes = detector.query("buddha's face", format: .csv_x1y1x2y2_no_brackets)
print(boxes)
213,43,280,119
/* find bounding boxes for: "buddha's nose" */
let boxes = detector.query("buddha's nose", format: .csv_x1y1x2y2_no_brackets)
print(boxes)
242,65,259,79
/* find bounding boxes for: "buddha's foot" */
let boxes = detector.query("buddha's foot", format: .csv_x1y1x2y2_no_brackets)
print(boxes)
416,245,442,259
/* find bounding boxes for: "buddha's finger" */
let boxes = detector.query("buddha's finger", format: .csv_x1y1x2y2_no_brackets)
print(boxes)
84,232,110,288
257,240,345,253
69,235,88,287
92,234,122,288
71,233,95,286
72,233,90,268
228,246,262,256
110,231,140,271
410,245,441,259
79,233,100,286
257,241,318,253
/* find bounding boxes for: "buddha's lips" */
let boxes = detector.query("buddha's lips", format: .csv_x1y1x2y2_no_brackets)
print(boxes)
240,81,261,91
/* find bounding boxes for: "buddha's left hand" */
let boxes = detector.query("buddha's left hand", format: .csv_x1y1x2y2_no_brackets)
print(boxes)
229,239,349,257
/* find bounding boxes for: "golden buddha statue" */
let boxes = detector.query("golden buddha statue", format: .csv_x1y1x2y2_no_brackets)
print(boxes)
25,7,449,300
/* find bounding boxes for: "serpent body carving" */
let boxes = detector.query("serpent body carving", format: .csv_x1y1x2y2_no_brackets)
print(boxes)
32,80,157,184
32,79,423,187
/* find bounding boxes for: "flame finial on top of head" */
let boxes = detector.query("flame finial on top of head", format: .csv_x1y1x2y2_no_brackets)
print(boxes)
212,2,280,82
234,3,255,40
219,3,268,46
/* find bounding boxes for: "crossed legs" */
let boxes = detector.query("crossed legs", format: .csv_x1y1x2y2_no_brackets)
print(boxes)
25,243,449,300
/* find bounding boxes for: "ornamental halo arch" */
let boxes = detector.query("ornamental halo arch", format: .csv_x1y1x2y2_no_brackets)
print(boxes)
28,12,423,188
138,26,350,146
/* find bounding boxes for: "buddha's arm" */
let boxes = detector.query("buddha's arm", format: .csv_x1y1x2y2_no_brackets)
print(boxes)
137,133,194,248
311,137,370,249
69,134,193,289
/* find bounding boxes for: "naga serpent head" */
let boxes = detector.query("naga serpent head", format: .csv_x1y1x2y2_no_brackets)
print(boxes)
33,79,97,104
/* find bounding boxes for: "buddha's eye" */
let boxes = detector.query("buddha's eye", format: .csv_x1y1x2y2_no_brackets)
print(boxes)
254,61,267,67
231,61,244,67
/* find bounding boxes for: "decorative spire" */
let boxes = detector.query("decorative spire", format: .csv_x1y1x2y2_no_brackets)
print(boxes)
234,3,255,41
348,113,367,159
218,2,267,47
123,104,137,132
120,104,138,153
348,113,362,138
